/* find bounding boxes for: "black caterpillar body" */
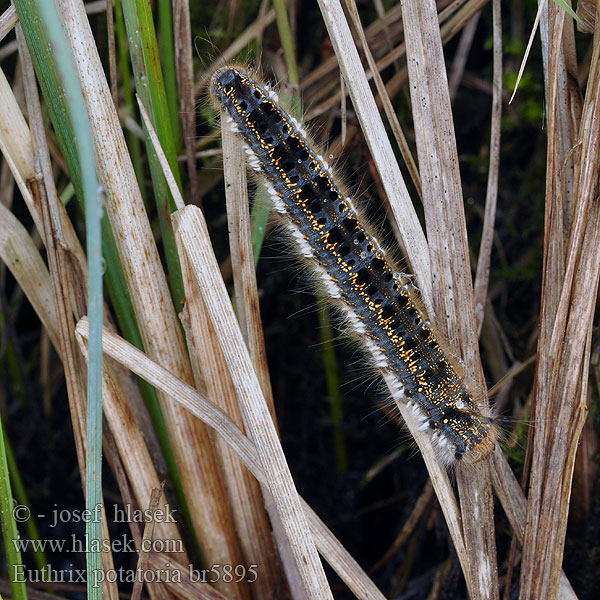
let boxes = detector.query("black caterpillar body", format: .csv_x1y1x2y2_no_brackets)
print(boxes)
210,66,495,463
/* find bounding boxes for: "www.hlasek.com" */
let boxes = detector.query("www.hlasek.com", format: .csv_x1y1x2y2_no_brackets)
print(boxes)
13,563,259,588
13,533,183,555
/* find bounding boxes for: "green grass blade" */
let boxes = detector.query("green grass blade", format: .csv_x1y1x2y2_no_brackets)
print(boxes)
157,0,181,149
113,0,146,194
34,3,103,599
0,418,27,600
2,424,48,573
120,0,185,306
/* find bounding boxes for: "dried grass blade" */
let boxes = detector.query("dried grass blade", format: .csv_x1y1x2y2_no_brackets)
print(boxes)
344,0,422,199
52,2,248,593
400,2,497,598
220,123,333,597
0,203,57,342
173,205,333,600
316,0,432,308
510,1,546,103
490,448,578,599
130,483,163,600
384,374,469,576
220,123,276,421
0,5,17,41
76,318,388,600
520,6,600,597
179,274,282,600
172,0,199,203
449,13,481,101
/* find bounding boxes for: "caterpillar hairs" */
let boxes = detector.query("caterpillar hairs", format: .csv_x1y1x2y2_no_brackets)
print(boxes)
210,65,496,465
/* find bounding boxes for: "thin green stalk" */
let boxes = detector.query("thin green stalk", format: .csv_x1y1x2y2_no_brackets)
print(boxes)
272,0,299,86
0,418,27,600
250,186,271,266
118,0,204,561
35,4,103,599
157,0,181,150
316,296,347,474
119,0,185,306
113,0,146,195
2,424,48,573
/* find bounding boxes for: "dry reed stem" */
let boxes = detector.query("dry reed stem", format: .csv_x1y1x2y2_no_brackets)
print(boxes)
131,484,163,600
490,448,578,599
0,203,57,339
93,354,188,565
172,0,198,204
0,67,35,186
520,5,600,598
179,260,281,599
449,12,481,101
316,0,490,592
344,0,422,200
148,554,229,600
173,205,333,600
75,317,388,600
400,3,498,598
316,0,432,306
55,4,249,595
220,123,276,421
577,0,595,33
220,123,304,597
0,5,17,41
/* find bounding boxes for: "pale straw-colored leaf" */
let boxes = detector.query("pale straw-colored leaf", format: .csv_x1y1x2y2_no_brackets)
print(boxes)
219,122,304,596
449,13,481,101
0,6,17,42
220,122,277,421
576,0,596,33
76,317,388,600
316,0,432,307
400,2,497,597
0,203,57,342
173,205,333,600
344,0,422,199
520,3,599,597
54,3,248,595
509,0,546,104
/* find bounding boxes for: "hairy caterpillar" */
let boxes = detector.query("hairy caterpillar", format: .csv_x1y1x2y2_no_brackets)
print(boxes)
210,66,495,464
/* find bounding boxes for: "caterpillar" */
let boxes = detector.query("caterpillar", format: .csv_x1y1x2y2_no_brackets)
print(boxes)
210,66,496,465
